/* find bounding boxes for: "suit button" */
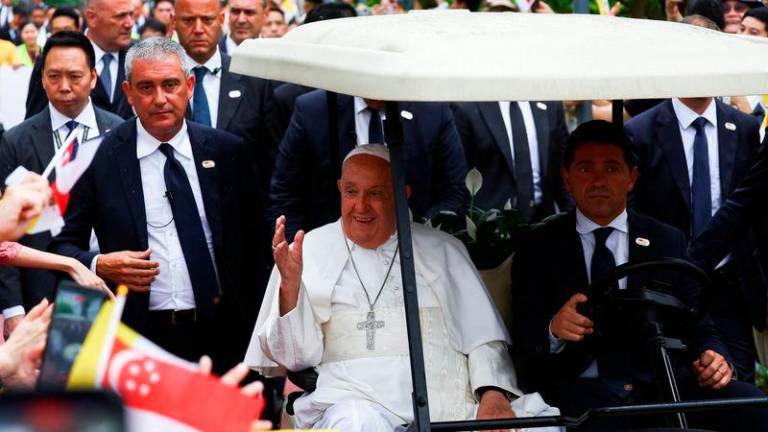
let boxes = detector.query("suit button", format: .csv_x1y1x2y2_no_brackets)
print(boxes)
213,296,221,305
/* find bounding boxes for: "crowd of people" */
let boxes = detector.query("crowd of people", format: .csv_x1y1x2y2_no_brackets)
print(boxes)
0,0,764,430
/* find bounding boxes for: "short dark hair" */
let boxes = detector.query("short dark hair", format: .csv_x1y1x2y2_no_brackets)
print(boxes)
304,3,357,24
12,5,28,19
563,120,636,169
153,0,175,10
686,0,725,30
745,6,768,28
266,0,284,16
41,31,96,70
51,7,81,30
139,17,168,36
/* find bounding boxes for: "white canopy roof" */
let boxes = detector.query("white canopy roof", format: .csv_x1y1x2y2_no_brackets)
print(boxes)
231,11,768,101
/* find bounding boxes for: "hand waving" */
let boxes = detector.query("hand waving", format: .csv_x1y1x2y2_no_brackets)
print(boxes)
273,216,304,315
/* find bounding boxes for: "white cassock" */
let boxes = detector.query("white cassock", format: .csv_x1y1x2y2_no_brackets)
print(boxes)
245,220,561,431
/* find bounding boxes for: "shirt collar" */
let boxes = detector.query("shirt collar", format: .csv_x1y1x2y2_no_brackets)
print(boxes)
189,48,222,75
576,208,628,235
48,100,98,132
354,96,369,116
136,119,192,160
88,36,116,62
672,98,717,130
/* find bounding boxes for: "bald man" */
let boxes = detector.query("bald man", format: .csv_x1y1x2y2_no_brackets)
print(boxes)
174,0,276,197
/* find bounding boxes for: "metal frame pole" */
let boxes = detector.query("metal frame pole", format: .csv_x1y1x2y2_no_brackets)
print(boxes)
384,101,432,432
612,99,624,125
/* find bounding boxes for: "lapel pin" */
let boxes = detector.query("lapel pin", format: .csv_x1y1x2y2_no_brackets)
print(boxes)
228,90,242,99
635,237,650,247
536,102,547,110
400,110,413,120
725,122,736,131
202,160,216,168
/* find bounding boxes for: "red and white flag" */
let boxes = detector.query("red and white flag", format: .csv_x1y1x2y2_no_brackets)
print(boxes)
49,130,102,215
68,288,266,432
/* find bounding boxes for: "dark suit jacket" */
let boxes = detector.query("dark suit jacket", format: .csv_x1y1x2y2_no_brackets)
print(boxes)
0,105,123,311
625,99,765,328
689,143,768,309
187,54,275,197
0,27,20,45
268,89,468,239
48,120,270,355
512,210,729,393
451,101,572,220
26,47,133,120
264,83,313,158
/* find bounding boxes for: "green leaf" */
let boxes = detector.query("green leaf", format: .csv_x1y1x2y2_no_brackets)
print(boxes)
503,198,512,211
465,168,483,197
466,215,477,241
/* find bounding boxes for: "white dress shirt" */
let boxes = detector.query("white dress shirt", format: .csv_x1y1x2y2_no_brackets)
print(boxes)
671,98,722,216
0,6,12,28
188,49,222,128
49,100,99,148
498,101,543,205
353,96,386,146
549,209,629,378
225,35,238,55
91,41,119,102
1,101,103,320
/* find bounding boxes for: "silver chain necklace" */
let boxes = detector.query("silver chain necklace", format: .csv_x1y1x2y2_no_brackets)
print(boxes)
343,229,399,350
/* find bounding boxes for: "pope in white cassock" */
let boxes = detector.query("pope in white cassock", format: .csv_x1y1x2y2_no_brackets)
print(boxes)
245,144,561,431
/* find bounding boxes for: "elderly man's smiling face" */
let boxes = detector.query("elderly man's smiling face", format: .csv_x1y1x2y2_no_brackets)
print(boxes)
338,154,402,249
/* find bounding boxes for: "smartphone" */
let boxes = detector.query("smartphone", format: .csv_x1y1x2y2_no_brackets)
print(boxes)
36,281,107,391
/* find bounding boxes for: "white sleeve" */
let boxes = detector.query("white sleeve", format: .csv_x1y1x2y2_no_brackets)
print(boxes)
467,341,522,400
90,255,100,273
549,319,566,354
2,306,25,319
259,283,324,372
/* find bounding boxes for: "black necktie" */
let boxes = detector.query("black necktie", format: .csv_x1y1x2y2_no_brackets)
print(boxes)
367,108,384,144
158,143,219,316
691,117,712,239
591,227,617,291
509,103,534,221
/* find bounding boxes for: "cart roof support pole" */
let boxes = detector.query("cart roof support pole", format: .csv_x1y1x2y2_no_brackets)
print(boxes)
384,101,432,432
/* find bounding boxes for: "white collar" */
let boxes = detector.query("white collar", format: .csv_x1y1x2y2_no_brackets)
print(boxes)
189,48,222,75
353,96,369,116
575,208,628,235
87,35,117,62
671,98,717,130
136,119,191,160
48,100,98,132
344,226,398,253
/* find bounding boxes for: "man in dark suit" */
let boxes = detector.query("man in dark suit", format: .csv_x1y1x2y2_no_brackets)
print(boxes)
451,101,572,220
625,97,764,382
270,90,468,240
48,37,269,373
0,6,25,45
0,32,124,333
512,120,768,431
218,0,263,55
25,0,135,120
174,0,275,195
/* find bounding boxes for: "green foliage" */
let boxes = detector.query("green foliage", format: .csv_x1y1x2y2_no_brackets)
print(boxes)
757,363,768,394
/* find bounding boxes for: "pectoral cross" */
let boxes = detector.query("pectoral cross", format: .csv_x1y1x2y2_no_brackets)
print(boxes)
356,310,385,350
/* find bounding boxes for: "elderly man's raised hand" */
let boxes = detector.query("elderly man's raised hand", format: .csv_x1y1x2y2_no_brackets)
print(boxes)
550,293,594,342
273,216,304,315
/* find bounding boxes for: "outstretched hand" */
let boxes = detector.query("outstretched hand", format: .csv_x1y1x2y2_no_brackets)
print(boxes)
273,216,304,315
